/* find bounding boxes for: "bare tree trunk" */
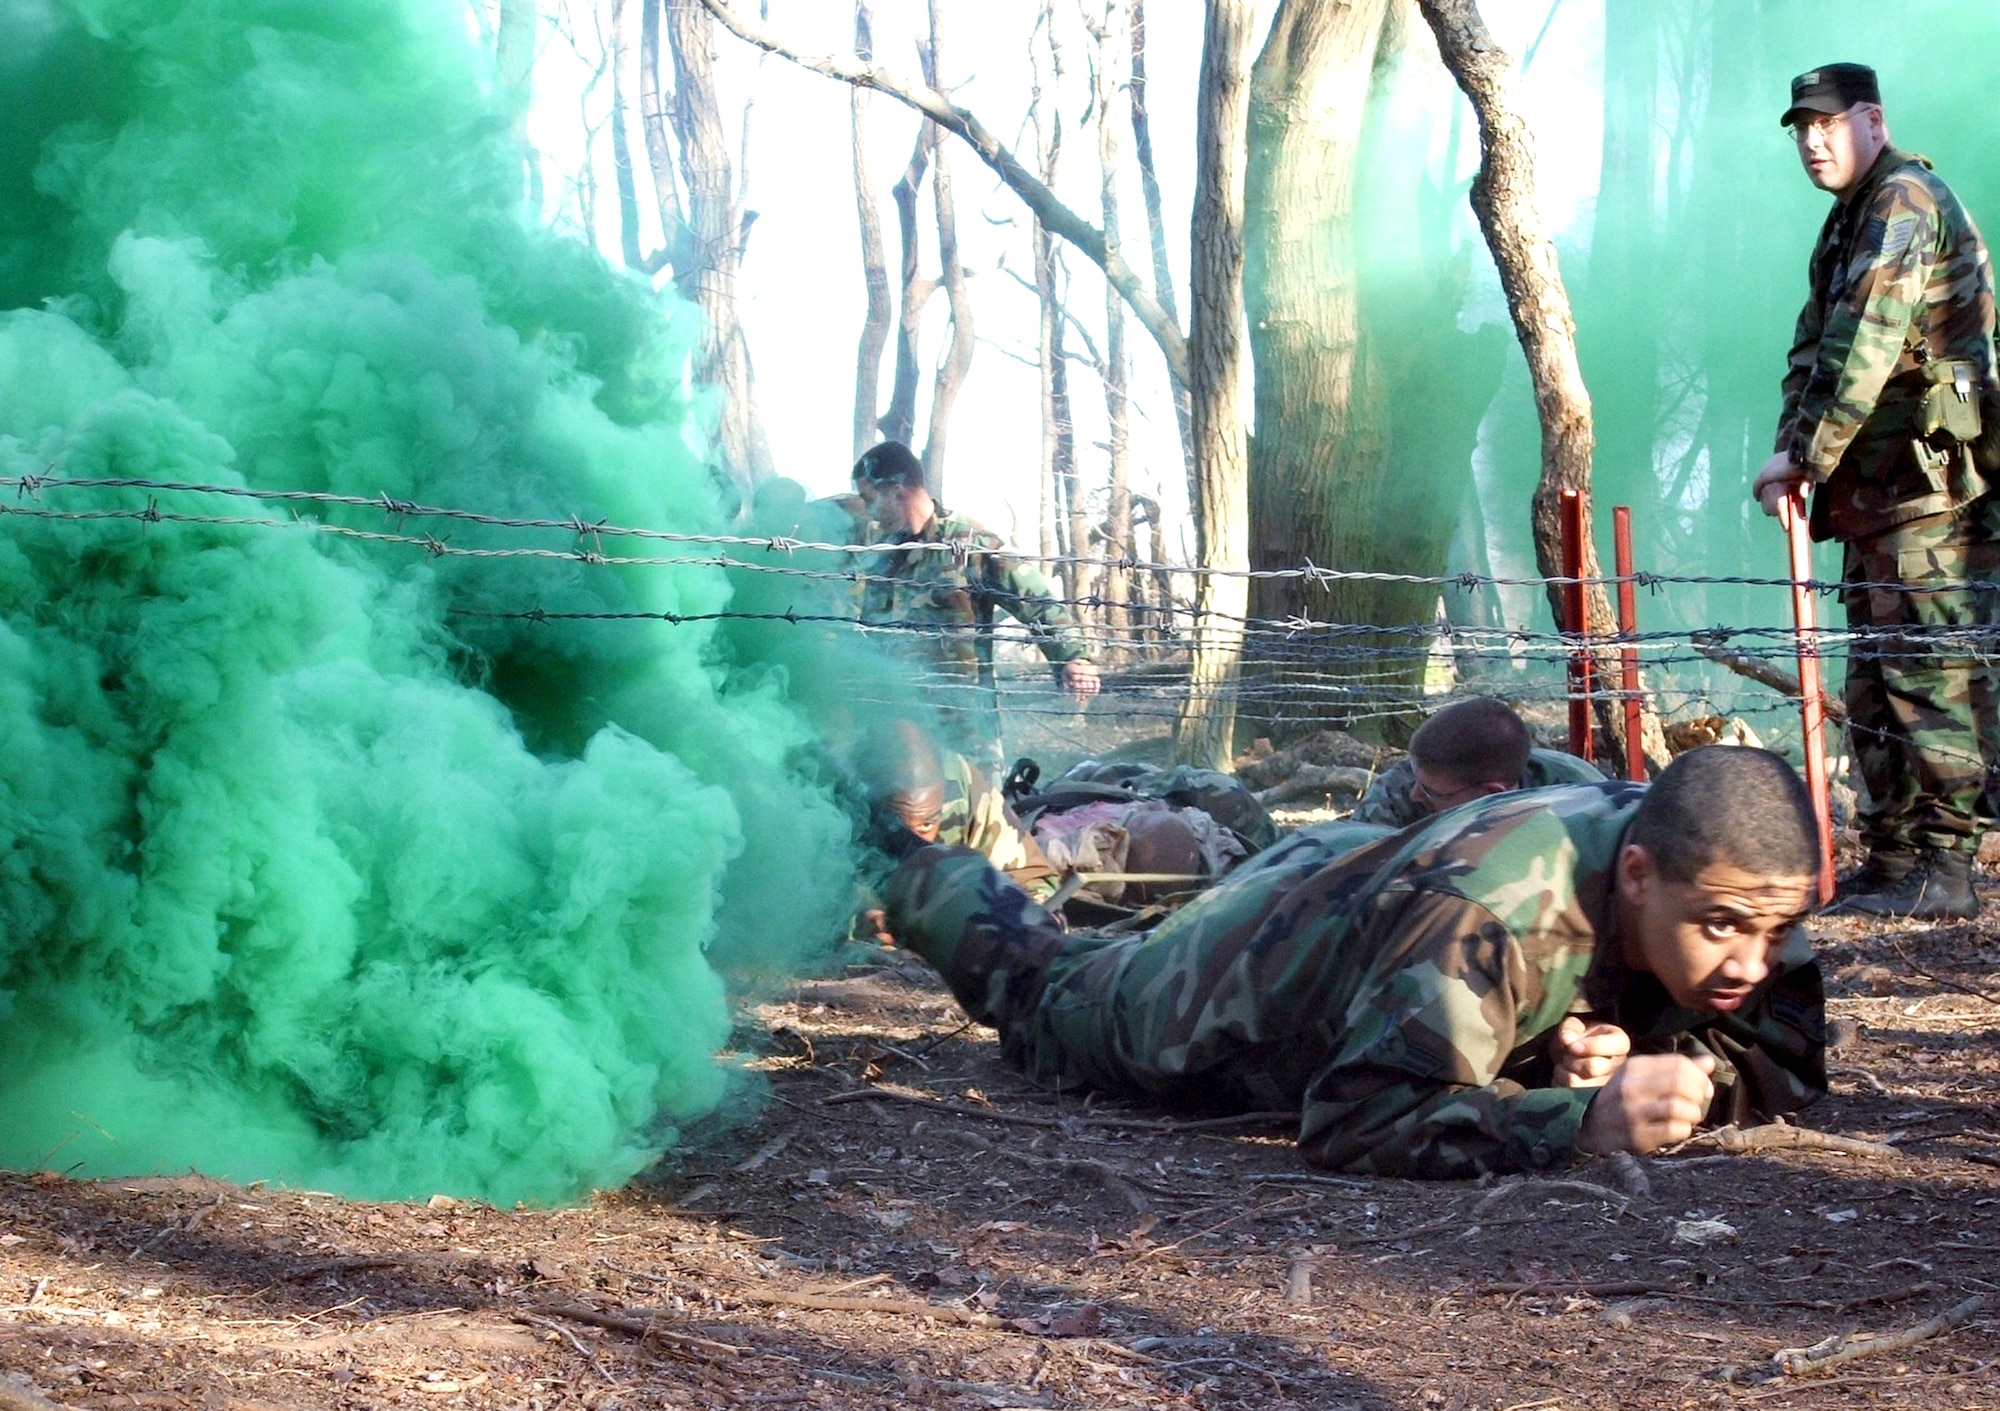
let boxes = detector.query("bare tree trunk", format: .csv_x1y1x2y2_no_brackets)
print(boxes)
640,0,694,271
881,114,937,453
1129,0,1197,512
611,0,648,271
666,0,759,505
1174,0,1256,769
1086,0,1133,656
1063,359,1091,619
497,0,543,210
1037,241,1063,566
1030,0,1070,569
920,1,974,501
1414,0,1665,769
1244,0,1413,741
850,1,892,459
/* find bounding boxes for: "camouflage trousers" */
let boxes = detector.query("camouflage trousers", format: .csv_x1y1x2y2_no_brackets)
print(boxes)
1839,510,2000,857
883,828,1382,1114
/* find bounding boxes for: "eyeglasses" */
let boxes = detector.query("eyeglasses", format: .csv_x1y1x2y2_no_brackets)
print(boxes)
1409,771,1482,811
1789,109,1852,144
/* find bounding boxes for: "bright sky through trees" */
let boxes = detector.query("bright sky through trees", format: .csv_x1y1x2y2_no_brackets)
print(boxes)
526,1,1602,554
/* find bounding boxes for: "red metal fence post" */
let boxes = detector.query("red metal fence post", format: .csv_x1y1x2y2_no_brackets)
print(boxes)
1613,507,1645,781
1559,489,1594,764
1779,489,1837,905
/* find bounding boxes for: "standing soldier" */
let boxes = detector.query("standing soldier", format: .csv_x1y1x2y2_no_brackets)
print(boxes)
852,441,1100,772
1751,63,2000,921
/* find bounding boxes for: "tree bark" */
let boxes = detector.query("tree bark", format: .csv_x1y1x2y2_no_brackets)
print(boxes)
1414,0,1664,770
1087,0,1133,653
920,0,975,501
1129,0,1197,517
496,0,542,210
1173,0,1256,769
610,0,650,272
850,1,892,459
1029,0,1075,572
1243,0,1411,740
640,0,695,271
665,0,759,505
881,115,937,452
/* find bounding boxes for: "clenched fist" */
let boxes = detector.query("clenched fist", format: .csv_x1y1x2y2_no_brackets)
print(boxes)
1577,1052,1717,1156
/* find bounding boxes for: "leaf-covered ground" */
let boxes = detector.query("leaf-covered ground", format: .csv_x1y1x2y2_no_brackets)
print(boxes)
3,902,1999,1411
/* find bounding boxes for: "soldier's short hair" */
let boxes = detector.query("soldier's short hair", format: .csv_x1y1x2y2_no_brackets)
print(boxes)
1408,698,1535,787
859,717,945,795
853,440,925,490
1627,746,1820,883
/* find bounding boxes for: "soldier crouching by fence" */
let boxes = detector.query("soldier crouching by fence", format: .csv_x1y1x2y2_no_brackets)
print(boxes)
875,746,1827,1179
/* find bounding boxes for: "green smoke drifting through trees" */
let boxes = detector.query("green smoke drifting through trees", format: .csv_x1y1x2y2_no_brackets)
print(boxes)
1461,1,2000,710
0,0,855,1203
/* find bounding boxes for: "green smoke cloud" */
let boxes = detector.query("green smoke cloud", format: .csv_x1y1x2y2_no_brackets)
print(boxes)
0,0,855,1202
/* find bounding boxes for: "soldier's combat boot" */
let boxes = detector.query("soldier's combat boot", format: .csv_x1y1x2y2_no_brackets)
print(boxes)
1831,848,1916,904
1841,847,1979,922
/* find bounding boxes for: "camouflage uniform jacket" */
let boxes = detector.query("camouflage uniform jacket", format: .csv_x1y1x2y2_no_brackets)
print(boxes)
1776,146,1999,542
858,507,1090,690
1350,748,1606,830
938,752,1059,901
887,782,1825,1179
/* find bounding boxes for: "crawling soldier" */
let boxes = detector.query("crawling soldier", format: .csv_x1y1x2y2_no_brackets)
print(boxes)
878,746,1826,1178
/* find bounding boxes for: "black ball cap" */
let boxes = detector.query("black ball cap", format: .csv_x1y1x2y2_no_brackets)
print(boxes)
1781,62,1880,127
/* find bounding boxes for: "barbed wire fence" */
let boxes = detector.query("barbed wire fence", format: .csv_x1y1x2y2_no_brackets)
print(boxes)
5,470,1993,787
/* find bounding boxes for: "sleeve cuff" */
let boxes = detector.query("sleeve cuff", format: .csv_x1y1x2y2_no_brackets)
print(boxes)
1500,1086,1595,1170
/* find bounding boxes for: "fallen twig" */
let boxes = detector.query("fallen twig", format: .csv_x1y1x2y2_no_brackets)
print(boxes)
520,1304,752,1356
1710,1124,1899,1159
1691,633,1845,722
822,1082,1295,1134
1603,1151,1652,1201
273,1255,412,1281
709,1288,1010,1328
823,1087,1065,1127
1120,1196,1314,1268
0,1376,69,1411
731,1134,793,1172
1476,1280,1680,1301
1341,1213,1540,1249
1773,1294,1985,1377
1835,1282,1938,1316
1887,939,2000,1007
931,1126,1160,1210
515,1313,622,1384
1829,1066,1895,1094
1249,1172,1374,1193
1471,1177,1631,1218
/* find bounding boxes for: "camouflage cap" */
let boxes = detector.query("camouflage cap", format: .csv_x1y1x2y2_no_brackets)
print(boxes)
853,439,923,486
1781,63,1880,128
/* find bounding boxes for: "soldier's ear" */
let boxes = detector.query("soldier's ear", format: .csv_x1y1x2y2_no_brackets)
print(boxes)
1615,842,1656,907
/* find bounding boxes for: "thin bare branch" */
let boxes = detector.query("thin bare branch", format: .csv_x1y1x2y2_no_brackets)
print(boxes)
695,0,1188,386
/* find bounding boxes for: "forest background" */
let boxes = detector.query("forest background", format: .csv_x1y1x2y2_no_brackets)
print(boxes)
1,0,1996,1208
517,0,2000,759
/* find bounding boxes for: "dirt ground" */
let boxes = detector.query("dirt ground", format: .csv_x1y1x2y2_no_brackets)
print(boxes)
4,888,2000,1410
